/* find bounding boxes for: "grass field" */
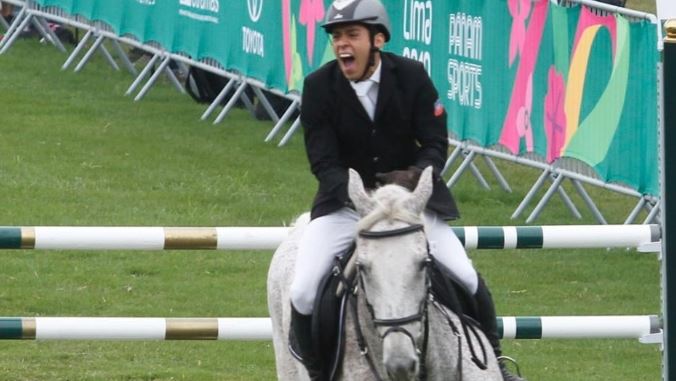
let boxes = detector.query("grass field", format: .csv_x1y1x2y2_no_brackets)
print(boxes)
626,0,655,13
0,14,663,381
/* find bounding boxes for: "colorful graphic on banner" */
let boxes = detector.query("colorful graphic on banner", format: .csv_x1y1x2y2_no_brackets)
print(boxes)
493,1,657,194
282,0,331,91
500,0,549,154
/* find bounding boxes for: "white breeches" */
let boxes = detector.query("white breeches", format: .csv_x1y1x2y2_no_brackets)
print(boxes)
290,207,478,315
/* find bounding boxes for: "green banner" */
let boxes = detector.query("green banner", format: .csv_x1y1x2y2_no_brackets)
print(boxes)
227,0,286,91
286,0,658,195
33,0,659,195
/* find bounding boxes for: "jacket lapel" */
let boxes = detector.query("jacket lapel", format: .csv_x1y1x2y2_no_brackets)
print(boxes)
333,66,372,122
374,53,395,122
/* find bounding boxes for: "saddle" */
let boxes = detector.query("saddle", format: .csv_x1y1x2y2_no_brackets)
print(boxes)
310,244,479,381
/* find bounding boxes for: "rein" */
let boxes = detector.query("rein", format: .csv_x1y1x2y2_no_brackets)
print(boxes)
430,298,490,379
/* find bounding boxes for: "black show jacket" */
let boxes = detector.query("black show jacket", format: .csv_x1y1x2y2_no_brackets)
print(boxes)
301,52,459,220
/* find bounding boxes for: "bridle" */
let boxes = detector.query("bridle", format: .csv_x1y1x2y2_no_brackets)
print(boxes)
350,222,431,381
346,221,489,380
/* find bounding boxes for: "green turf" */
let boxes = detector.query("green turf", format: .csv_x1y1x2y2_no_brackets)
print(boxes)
0,37,661,380
626,0,656,13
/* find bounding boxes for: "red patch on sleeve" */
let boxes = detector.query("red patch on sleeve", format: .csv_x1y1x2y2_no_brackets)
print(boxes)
434,99,445,117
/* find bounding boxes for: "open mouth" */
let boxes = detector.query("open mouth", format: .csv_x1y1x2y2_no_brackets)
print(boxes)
339,53,356,71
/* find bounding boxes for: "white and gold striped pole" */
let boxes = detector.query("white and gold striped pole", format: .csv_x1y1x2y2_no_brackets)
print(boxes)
0,227,292,250
0,318,272,340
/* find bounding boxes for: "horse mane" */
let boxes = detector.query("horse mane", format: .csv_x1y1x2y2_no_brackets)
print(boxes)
357,185,423,231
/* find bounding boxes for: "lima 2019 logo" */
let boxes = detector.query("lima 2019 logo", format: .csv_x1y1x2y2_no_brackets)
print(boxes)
247,0,263,22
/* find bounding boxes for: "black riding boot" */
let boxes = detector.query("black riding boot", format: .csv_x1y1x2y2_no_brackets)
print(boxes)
288,305,322,380
474,276,527,381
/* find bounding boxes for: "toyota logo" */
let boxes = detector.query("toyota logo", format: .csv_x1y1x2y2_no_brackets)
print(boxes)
247,0,263,22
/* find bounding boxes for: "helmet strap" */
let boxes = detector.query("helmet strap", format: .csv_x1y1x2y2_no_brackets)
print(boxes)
355,26,379,83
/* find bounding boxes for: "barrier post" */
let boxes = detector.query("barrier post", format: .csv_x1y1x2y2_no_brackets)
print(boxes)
662,19,676,381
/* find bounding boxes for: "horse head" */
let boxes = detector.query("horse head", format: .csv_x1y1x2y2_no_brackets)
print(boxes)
347,166,434,381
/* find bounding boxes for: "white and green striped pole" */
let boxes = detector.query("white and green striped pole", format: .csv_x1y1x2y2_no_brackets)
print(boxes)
0,224,660,250
0,315,660,340
452,224,659,249
498,315,661,340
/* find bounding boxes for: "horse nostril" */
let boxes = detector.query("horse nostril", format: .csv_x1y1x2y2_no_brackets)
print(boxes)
409,360,416,374
385,357,418,380
383,332,419,379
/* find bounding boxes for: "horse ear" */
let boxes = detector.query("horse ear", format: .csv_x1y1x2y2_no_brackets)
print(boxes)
404,166,434,215
348,168,376,216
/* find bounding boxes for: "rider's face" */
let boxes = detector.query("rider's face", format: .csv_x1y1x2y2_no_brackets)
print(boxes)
330,24,384,81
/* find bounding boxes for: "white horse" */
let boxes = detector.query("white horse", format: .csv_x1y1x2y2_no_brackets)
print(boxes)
267,167,502,381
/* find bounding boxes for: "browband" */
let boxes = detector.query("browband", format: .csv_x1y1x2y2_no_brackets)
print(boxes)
358,223,424,239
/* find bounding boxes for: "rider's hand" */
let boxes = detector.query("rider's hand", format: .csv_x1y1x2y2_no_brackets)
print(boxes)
374,166,423,191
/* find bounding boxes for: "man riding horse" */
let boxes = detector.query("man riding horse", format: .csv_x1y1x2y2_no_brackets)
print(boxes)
289,0,526,380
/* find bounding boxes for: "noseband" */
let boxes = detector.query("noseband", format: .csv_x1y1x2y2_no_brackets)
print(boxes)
352,222,431,380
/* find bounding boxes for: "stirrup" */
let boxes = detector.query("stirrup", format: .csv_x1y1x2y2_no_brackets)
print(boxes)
497,355,524,378
288,342,305,363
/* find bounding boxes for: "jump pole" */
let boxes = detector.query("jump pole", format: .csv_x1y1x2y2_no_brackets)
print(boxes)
0,316,660,341
0,224,660,251
662,19,676,381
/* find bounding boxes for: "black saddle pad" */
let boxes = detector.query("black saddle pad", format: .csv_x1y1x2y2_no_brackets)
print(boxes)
428,256,478,319
311,245,353,381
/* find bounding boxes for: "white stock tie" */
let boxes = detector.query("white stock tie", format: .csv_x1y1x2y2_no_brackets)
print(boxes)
353,80,376,121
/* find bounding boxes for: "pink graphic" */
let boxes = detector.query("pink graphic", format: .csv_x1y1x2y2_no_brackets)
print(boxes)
283,0,292,84
507,0,532,66
573,6,617,55
561,7,618,151
299,0,325,66
544,67,567,162
516,74,534,152
500,0,549,153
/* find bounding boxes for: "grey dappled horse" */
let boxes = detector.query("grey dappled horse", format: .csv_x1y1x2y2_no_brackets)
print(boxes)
267,167,502,381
